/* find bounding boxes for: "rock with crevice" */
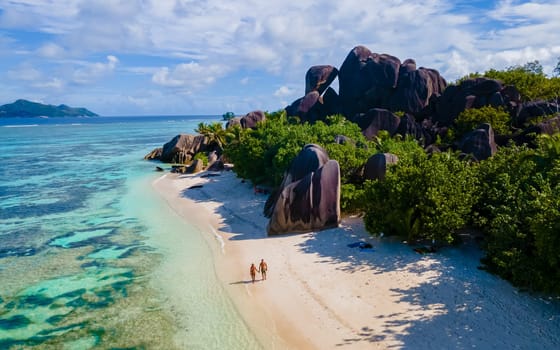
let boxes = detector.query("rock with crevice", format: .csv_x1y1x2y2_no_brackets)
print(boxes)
265,144,341,235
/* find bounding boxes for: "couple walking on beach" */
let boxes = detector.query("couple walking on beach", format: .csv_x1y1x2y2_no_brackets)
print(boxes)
250,259,268,283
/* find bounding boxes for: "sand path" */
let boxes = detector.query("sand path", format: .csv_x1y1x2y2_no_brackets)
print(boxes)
153,171,560,349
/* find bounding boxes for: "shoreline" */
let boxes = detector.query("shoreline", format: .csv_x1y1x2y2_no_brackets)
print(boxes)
152,170,560,349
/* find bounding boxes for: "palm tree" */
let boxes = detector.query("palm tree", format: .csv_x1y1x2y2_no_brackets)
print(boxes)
196,122,228,153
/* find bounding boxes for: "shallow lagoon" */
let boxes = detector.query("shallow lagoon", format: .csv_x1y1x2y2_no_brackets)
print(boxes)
0,116,260,349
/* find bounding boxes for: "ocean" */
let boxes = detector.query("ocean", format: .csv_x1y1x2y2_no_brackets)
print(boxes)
0,116,260,349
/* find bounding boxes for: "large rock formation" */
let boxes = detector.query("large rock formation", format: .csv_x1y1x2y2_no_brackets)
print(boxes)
363,153,399,181
353,108,401,140
458,123,497,161
266,144,341,235
337,47,446,119
158,134,209,164
305,65,339,95
226,110,266,129
434,78,521,127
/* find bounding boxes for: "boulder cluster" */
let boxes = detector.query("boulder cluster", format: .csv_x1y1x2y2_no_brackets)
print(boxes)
146,45,560,236
285,45,560,161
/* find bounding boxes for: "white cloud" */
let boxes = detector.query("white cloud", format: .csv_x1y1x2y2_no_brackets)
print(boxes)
274,85,296,98
71,55,119,84
152,62,228,90
37,42,65,58
1,0,560,114
7,63,42,81
33,78,64,89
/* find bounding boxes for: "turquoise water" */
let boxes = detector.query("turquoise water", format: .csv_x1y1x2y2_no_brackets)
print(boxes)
0,116,260,349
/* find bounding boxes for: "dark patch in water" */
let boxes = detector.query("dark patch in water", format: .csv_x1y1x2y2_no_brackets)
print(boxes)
66,296,89,308
0,227,45,259
0,314,31,329
18,294,53,307
45,314,66,325
0,246,39,259
81,260,105,268
0,188,89,219
47,226,118,249
59,288,86,300
4,301,16,310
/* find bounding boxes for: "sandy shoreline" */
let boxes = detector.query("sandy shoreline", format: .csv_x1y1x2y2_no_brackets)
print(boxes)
152,170,560,349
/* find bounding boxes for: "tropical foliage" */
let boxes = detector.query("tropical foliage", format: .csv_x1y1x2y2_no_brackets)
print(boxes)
224,111,374,187
209,61,560,294
464,60,560,102
454,106,511,137
362,150,479,244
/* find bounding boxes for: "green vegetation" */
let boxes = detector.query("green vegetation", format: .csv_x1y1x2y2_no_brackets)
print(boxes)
473,136,560,293
454,106,511,137
195,121,229,152
0,99,98,117
224,111,373,187
464,60,560,102
222,111,235,120
363,150,479,244
197,61,560,295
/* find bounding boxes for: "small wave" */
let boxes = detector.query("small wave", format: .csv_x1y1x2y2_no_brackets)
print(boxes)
2,124,39,128
208,224,225,254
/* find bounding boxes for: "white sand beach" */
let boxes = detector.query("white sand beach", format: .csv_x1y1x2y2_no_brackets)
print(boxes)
153,170,560,349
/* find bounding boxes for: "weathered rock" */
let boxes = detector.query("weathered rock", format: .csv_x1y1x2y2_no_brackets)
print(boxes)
207,159,225,171
396,113,434,146
144,147,163,160
285,88,340,124
338,46,400,119
305,65,339,95
389,66,436,114
353,108,400,140
207,150,219,165
226,116,242,128
185,159,204,174
267,159,341,235
516,116,560,145
517,101,560,125
161,134,208,164
334,134,354,145
264,144,330,218
434,78,508,127
363,153,399,181
458,123,497,161
240,110,266,129
281,144,329,188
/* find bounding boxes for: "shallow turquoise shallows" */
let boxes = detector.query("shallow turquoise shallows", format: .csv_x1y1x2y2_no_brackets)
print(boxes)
0,116,260,349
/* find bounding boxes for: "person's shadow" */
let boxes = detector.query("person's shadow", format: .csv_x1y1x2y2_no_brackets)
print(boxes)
229,280,261,285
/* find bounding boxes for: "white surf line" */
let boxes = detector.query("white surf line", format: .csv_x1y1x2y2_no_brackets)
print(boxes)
152,173,168,185
208,224,225,254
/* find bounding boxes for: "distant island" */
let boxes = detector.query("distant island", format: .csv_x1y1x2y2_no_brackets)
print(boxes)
0,99,98,117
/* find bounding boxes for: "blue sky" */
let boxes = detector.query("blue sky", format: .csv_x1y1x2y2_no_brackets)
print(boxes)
0,0,559,116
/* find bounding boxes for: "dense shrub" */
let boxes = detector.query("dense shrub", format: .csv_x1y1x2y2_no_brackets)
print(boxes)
454,106,511,137
466,61,560,102
362,150,479,244
224,111,375,188
474,136,560,293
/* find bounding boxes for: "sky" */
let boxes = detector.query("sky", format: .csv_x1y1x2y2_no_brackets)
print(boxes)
0,0,559,116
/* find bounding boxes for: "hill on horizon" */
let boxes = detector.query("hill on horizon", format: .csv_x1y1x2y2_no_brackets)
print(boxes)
0,99,98,117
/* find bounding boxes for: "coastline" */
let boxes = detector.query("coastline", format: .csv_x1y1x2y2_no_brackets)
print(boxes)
152,170,560,349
